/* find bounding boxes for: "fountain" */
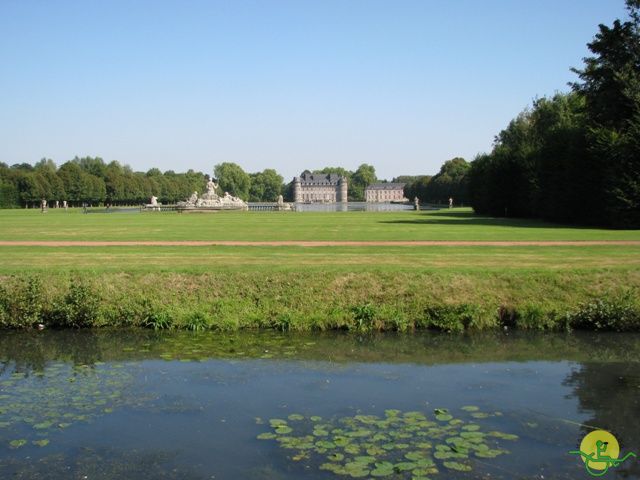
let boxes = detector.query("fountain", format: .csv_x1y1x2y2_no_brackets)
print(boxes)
177,177,248,212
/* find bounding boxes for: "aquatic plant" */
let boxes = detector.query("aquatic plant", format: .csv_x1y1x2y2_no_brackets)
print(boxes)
257,407,517,478
0,362,136,449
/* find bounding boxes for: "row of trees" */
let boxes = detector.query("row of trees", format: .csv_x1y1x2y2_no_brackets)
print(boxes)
0,158,382,208
0,158,395,207
0,158,208,207
400,157,470,205
468,0,640,228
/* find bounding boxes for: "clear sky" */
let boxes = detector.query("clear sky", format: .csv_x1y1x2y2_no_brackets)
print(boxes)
0,0,629,181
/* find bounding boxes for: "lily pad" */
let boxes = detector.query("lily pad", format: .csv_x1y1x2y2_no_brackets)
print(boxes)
443,461,472,472
257,406,517,478
9,439,27,449
461,405,479,412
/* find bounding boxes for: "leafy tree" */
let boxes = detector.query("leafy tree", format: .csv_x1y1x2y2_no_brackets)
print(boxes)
34,158,57,173
350,164,377,201
11,163,34,171
571,0,640,227
249,169,283,202
214,163,250,200
17,173,42,207
313,166,351,178
58,162,105,205
74,156,107,178
426,157,470,205
404,176,432,202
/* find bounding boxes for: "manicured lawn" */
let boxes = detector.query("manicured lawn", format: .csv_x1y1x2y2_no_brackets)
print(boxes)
2,245,640,274
1,207,639,242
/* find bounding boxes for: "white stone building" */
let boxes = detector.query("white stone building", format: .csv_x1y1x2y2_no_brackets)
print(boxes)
365,183,407,203
293,171,348,203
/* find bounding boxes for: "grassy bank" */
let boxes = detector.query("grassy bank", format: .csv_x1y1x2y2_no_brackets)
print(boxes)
1,208,638,332
2,270,639,332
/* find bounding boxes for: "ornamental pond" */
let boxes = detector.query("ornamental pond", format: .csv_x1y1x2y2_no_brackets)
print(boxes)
0,330,639,479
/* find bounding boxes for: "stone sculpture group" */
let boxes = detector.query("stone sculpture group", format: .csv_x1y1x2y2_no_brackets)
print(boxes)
177,177,248,211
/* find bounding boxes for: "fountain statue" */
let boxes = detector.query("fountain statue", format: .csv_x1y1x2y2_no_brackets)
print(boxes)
177,176,248,211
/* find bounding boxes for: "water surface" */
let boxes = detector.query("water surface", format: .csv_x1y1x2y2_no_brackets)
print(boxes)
0,330,638,479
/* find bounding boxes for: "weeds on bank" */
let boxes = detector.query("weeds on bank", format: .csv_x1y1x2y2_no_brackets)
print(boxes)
0,274,638,333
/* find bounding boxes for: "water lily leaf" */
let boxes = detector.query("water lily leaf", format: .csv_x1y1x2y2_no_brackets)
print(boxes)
257,432,277,440
344,444,361,455
33,421,53,430
315,440,335,449
370,461,394,477
475,448,506,458
327,452,344,462
367,445,386,456
288,414,304,421
333,435,349,446
471,412,489,419
462,424,480,431
461,405,479,412
9,439,27,449
434,450,454,460
310,416,322,422
443,461,472,471
435,414,453,421
413,465,439,475
405,451,428,461
275,426,293,434
353,456,376,465
32,439,50,447
488,431,518,440
393,461,417,472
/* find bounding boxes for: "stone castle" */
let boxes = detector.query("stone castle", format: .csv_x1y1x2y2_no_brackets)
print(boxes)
293,171,348,203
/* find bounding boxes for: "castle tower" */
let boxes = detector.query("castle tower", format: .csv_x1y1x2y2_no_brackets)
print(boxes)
339,177,348,203
294,177,302,203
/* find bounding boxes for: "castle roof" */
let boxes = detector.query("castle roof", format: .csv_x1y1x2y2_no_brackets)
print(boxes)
295,172,345,185
365,183,406,191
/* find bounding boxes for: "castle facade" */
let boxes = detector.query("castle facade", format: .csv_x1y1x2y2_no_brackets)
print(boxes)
293,171,348,203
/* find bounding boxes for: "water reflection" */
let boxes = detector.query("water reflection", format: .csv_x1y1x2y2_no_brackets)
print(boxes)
293,202,438,212
0,330,638,479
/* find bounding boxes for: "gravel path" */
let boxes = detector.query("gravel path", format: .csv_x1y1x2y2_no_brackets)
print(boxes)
1,241,639,247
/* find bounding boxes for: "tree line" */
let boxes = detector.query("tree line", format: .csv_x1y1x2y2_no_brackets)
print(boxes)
400,157,470,206
0,157,399,207
467,0,640,228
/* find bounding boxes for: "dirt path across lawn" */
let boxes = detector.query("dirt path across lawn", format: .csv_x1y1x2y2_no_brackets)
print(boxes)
1,241,640,247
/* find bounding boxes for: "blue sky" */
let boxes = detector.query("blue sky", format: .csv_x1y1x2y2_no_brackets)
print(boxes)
0,0,628,180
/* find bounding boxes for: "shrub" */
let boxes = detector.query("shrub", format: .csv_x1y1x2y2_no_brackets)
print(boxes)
351,303,378,332
184,311,210,331
143,309,173,330
422,304,478,333
567,293,640,332
49,280,100,328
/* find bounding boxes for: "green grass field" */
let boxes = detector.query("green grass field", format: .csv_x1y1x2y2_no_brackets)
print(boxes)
2,207,640,242
1,207,638,332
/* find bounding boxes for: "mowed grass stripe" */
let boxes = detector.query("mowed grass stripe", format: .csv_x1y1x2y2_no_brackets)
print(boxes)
2,245,639,273
1,208,640,242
